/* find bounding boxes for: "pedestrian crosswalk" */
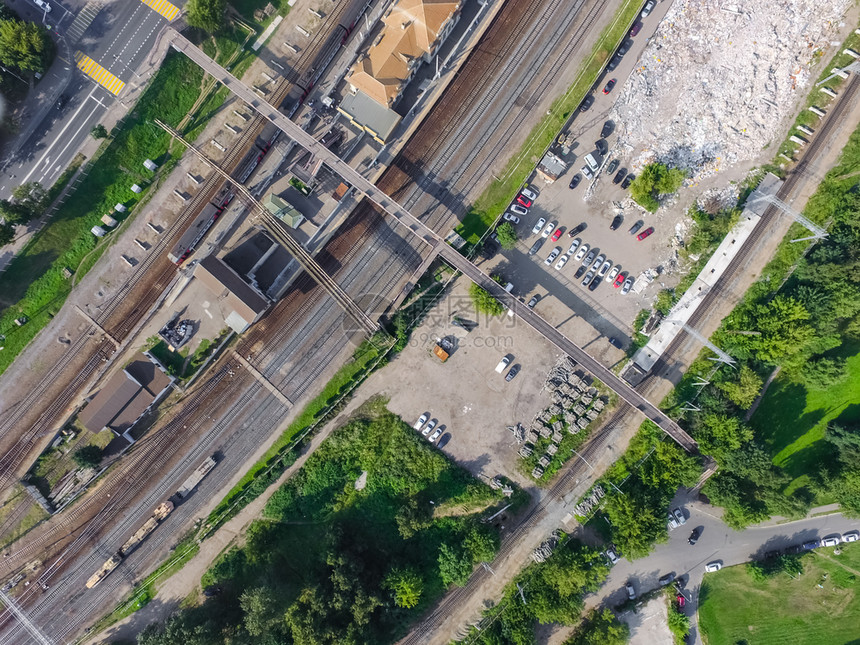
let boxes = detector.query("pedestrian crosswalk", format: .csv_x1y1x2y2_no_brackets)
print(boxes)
140,0,180,21
66,2,100,44
75,53,125,95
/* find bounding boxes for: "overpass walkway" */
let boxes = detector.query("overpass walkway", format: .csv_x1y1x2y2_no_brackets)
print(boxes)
166,29,698,453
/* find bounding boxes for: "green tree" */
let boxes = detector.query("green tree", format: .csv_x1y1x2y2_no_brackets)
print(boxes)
0,222,14,246
496,222,518,249
73,445,102,469
394,497,432,538
91,124,108,139
0,198,30,226
0,19,53,73
438,543,473,587
240,586,281,637
801,356,849,390
383,567,423,609
694,413,753,457
528,544,609,624
630,163,686,212
464,524,500,562
826,423,860,466
566,608,629,645
667,607,690,639
654,289,675,315
469,282,505,317
716,364,763,409
741,296,815,365
11,181,46,223
186,0,226,33
830,467,860,517
603,493,665,559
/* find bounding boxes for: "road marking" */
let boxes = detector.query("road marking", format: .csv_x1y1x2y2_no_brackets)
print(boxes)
75,53,125,95
140,0,180,21
21,87,98,185
37,102,103,184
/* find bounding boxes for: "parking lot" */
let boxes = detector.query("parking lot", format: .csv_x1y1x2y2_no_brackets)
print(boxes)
489,3,689,348
354,277,568,487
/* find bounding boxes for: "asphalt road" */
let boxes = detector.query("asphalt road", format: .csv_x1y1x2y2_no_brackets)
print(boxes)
0,0,181,198
590,492,859,645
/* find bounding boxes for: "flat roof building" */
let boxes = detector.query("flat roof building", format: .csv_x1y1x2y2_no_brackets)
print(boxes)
195,254,271,333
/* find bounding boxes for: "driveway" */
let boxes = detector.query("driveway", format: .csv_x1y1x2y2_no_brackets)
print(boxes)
583,491,859,645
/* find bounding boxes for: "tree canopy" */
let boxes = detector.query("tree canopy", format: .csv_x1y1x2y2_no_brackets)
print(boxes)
469,282,505,316
496,222,518,249
0,19,53,73
186,0,227,33
630,163,686,212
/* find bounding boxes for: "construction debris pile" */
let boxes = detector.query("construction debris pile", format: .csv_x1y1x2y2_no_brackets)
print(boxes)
532,530,562,563
613,0,852,182
573,484,606,518
517,358,608,480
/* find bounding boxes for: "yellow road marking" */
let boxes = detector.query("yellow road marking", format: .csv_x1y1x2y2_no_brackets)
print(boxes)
75,52,125,95
140,0,180,21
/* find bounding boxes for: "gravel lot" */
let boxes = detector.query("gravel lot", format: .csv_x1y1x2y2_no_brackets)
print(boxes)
355,276,564,487
619,595,675,645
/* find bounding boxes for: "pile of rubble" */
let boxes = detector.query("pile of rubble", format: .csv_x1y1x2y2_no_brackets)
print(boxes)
517,358,608,480
573,484,606,518
531,530,562,563
613,0,852,182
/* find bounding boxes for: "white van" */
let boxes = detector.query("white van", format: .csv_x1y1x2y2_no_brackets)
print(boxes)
583,153,600,173
495,355,512,373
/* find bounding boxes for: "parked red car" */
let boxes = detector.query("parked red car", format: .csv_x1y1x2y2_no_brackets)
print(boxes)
630,21,642,37
637,226,655,241
551,227,564,242
516,194,533,208
602,79,617,94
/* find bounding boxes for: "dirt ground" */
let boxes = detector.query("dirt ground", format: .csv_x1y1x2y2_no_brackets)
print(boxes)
619,595,675,645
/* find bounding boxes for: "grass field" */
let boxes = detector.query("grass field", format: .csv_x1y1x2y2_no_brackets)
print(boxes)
699,543,860,645
751,342,860,495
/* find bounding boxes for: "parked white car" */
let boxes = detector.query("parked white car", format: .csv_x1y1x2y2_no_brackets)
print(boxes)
821,536,841,547
520,186,538,201
532,217,546,235
555,254,569,270
541,221,557,238
428,427,443,442
510,204,528,216
842,531,859,543
35,0,52,11
574,243,589,262
413,413,428,431
568,238,581,255
606,265,621,283
503,212,520,224
704,561,722,572
544,246,561,266
422,419,437,436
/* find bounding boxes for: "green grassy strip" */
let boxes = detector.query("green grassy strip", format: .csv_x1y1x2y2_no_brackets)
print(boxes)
0,52,205,376
776,29,860,162
456,0,642,243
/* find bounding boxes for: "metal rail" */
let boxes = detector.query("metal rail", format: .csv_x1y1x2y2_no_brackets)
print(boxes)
154,120,378,337
166,28,698,452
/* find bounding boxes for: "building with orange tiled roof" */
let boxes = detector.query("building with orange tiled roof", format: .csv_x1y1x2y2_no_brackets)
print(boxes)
339,0,462,142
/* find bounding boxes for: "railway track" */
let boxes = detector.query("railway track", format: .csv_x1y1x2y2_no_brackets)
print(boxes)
0,5,357,516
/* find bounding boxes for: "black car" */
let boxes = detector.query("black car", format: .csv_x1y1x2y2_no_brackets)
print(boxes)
628,219,644,235
588,275,601,291
528,238,545,256
608,337,623,349
618,38,633,55
56,94,69,110
606,55,621,72
610,214,623,230
613,167,627,184
621,173,635,189
659,573,676,586
574,265,587,280
688,527,702,545
595,139,608,155
607,159,619,175
579,95,595,112
802,540,819,551
505,364,520,382
568,222,587,237
569,173,581,190
601,120,615,138
527,295,540,309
